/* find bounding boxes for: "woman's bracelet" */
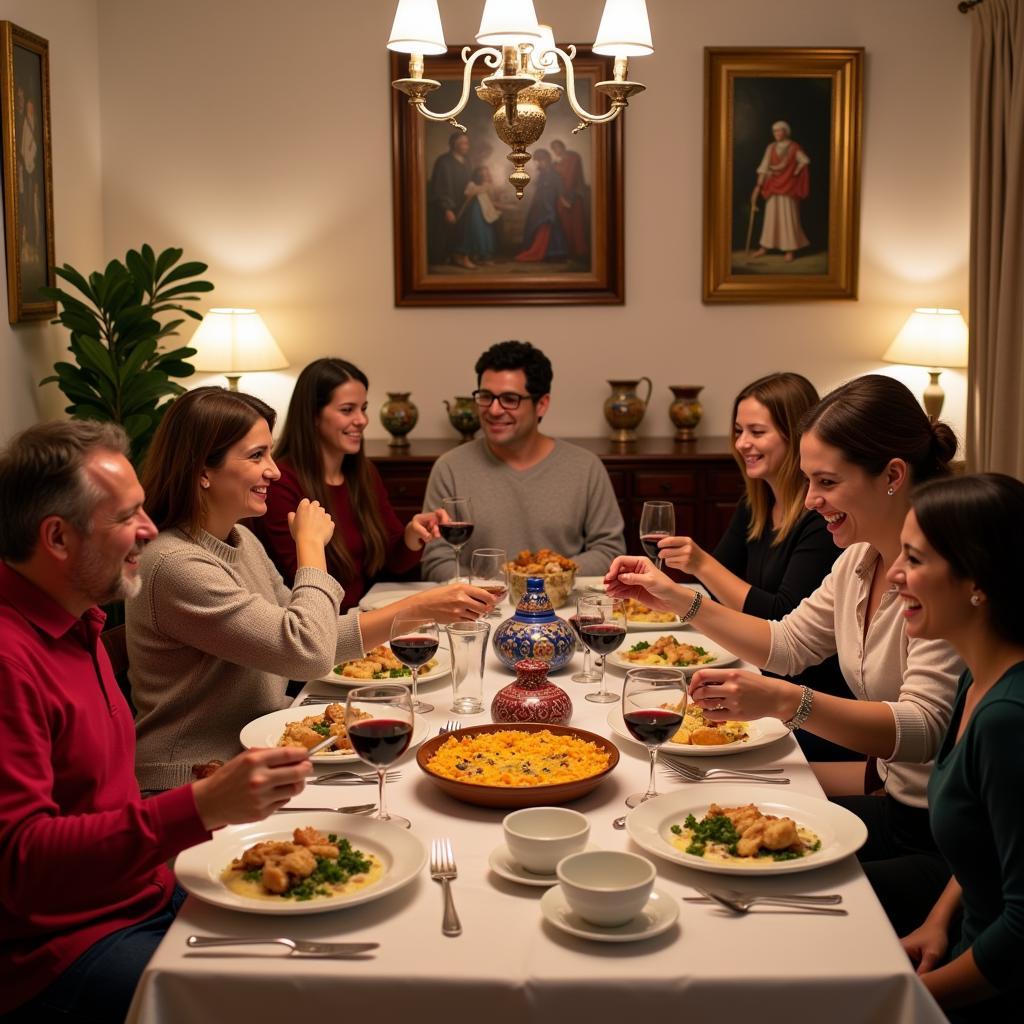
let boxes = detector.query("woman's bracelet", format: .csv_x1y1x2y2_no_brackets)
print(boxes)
679,590,703,624
782,685,814,731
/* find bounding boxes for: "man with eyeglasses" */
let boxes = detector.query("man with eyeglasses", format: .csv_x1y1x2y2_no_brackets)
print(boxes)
420,340,624,582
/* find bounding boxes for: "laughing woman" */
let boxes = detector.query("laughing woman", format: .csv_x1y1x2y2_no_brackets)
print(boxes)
890,474,1024,1021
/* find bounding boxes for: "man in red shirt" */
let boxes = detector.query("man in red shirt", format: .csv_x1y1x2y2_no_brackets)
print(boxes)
0,421,312,1022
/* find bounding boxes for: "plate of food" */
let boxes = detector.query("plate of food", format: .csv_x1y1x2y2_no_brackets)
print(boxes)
416,723,619,808
316,643,450,686
618,596,681,631
606,705,790,756
606,631,738,674
239,705,429,764
625,786,867,876
175,811,426,914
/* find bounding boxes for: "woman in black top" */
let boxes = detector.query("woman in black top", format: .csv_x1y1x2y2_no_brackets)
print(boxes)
656,373,853,761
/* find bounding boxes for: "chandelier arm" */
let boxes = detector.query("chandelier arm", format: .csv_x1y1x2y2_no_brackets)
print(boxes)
408,46,504,124
548,46,624,126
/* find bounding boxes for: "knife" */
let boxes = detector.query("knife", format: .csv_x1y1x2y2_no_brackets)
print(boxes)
187,935,378,956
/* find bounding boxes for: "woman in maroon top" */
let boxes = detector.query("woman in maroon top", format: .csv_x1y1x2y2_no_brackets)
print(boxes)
253,358,489,617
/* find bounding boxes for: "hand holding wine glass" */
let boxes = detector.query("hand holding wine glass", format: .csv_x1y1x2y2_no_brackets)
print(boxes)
390,615,439,714
470,547,507,617
441,496,474,583
639,500,675,571
345,684,414,829
622,667,687,808
578,595,628,704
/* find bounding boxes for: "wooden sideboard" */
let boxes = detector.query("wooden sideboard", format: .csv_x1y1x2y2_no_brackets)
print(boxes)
366,436,744,555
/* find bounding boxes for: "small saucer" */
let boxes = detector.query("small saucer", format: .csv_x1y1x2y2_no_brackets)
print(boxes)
540,885,679,942
488,843,597,887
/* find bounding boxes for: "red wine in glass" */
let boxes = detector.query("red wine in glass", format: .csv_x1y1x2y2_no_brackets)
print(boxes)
580,622,627,656
480,583,508,601
439,521,475,546
569,614,601,640
640,532,670,561
390,634,439,667
624,708,683,746
348,719,414,766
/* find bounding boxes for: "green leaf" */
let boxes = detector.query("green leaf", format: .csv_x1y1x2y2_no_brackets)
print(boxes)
153,281,216,299
72,335,118,385
154,247,183,279
154,260,208,287
158,360,196,378
121,413,152,440
119,338,159,381
70,403,116,422
156,345,196,361
54,264,96,301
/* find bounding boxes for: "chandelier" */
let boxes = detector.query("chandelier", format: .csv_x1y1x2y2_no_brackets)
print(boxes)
387,0,653,198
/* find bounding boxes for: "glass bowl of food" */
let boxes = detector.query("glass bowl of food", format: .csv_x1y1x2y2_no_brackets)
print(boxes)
505,549,578,609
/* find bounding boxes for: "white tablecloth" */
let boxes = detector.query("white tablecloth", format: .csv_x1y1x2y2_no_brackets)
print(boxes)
127,582,945,1024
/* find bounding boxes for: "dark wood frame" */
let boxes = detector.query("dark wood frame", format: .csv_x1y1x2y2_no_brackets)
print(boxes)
390,47,624,306
1,22,55,323
703,47,863,303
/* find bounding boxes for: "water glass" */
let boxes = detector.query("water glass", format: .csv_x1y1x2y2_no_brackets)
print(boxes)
470,547,507,618
445,619,490,714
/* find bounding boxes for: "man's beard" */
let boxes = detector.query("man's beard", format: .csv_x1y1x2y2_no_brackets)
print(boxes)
71,547,142,605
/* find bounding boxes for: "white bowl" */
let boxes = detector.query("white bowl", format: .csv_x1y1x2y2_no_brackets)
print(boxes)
503,807,590,875
555,850,656,927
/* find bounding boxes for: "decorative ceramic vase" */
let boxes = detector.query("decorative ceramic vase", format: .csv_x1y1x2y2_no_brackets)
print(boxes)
491,658,573,725
604,377,652,443
492,576,576,672
668,385,703,441
380,392,418,448
443,396,480,442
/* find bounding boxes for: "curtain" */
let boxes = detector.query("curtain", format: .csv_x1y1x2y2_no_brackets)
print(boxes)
967,0,1024,475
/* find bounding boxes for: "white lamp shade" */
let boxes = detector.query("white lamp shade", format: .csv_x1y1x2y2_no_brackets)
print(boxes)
528,23,557,72
189,309,289,374
593,0,653,56
882,308,969,369
387,0,447,55
476,0,541,46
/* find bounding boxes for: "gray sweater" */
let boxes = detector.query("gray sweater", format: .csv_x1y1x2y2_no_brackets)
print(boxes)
127,525,363,790
420,438,625,581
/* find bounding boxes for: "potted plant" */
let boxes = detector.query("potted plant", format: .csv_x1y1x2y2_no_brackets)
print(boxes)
40,244,213,465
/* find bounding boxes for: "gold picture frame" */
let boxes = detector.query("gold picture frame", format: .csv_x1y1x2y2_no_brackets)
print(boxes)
0,21,55,323
703,47,863,303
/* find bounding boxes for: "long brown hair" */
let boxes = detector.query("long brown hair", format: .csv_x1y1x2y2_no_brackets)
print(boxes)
732,373,820,543
273,358,388,580
142,387,277,534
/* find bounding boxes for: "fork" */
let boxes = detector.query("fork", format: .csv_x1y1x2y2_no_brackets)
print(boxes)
440,720,460,734
661,761,790,784
691,886,847,915
430,838,462,936
187,935,378,956
684,887,842,907
311,769,401,786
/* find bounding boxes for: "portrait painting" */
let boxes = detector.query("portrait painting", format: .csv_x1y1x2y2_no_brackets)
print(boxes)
703,48,863,303
0,22,56,323
390,47,623,306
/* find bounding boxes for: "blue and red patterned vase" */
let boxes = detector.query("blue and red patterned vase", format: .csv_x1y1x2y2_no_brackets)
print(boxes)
492,576,575,671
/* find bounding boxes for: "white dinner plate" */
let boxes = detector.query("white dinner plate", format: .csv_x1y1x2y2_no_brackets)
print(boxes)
605,630,739,674
625,786,867,876
175,810,426,915
606,707,790,757
316,645,451,687
239,707,429,764
540,885,679,942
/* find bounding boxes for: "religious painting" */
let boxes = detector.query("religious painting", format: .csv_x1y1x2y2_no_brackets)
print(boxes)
703,48,863,303
390,47,623,306
0,22,55,323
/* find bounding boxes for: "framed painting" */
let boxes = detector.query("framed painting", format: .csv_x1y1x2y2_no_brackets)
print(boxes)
0,22,55,323
390,47,623,306
703,47,863,303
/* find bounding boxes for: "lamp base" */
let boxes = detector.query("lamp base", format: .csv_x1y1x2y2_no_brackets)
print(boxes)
922,369,945,422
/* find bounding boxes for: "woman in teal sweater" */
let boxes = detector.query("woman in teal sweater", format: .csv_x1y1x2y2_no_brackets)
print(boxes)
886,473,1024,1020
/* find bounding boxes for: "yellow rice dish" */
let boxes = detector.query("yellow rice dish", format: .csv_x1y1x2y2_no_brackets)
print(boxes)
425,729,611,787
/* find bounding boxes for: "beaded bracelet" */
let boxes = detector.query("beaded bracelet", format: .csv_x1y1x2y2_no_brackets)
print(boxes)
782,685,814,731
680,590,703,624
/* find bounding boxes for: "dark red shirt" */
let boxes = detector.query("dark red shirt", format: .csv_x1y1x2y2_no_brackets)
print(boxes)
0,563,209,1013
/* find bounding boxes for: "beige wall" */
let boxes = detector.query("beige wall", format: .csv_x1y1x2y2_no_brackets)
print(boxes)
0,0,104,440
5,1,971,448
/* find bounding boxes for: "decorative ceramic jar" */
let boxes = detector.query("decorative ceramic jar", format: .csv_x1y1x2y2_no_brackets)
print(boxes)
380,392,418,448
491,658,573,725
492,576,576,671
668,385,703,441
604,377,652,443
443,396,480,442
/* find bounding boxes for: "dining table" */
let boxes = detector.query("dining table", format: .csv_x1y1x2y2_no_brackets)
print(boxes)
126,579,946,1024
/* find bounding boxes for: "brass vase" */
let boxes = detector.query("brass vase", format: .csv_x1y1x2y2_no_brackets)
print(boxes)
443,396,480,442
603,377,652,443
380,392,418,448
669,386,704,441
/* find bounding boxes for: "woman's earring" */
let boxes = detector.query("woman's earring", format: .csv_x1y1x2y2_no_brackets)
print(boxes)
970,594,981,607
200,479,209,489
887,486,895,496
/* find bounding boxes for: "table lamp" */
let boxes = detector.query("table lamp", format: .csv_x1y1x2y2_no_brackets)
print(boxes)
882,307,968,420
189,308,288,391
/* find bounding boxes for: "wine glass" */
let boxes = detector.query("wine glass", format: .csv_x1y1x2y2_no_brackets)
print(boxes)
441,496,474,583
345,684,414,829
470,547,507,618
390,615,439,714
577,595,628,704
639,500,675,571
622,667,687,808
569,595,603,684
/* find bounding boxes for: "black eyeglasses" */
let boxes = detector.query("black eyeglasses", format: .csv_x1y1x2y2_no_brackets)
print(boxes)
472,389,535,410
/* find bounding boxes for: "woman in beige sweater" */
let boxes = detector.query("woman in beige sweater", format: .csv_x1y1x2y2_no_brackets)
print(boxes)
128,387,492,791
